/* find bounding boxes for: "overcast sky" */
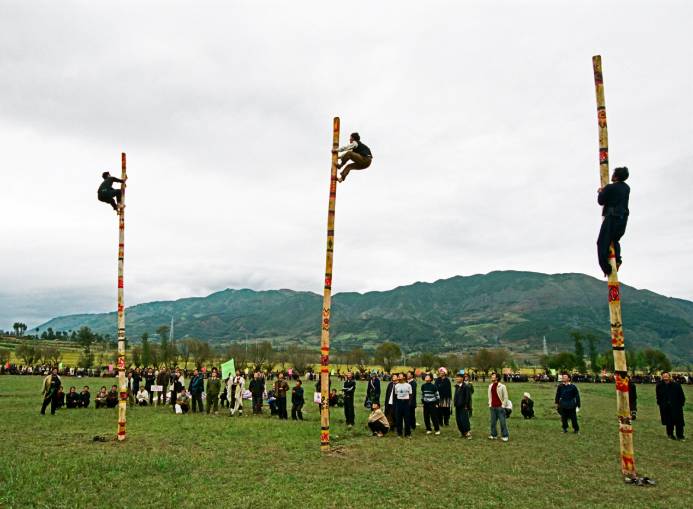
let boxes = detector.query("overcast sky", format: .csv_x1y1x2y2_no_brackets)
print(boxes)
1,0,692,330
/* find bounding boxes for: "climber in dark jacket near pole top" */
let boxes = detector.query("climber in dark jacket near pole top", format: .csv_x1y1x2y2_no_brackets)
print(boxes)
597,166,630,276
97,171,126,212
332,132,372,183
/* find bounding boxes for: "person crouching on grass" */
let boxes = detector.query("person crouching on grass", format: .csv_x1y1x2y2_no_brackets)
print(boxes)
136,386,149,406
367,402,390,437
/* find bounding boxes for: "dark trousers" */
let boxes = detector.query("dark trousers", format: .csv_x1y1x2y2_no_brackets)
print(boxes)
277,397,288,419
40,396,58,415
385,405,395,427
455,406,471,435
344,397,355,425
207,394,219,414
395,400,411,436
252,394,263,414
171,391,178,408
666,422,685,439
597,216,627,274
98,189,122,210
368,421,389,435
291,403,304,420
560,407,579,431
440,405,451,426
408,405,417,430
423,402,440,432
191,393,203,413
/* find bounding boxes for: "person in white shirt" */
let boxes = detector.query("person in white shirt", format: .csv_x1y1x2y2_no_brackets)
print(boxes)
229,372,245,416
332,132,373,183
394,373,413,437
136,387,149,406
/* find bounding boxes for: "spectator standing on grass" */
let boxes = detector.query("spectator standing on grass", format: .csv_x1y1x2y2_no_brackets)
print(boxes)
206,368,221,415
188,369,204,413
488,372,510,442
171,371,183,410
628,379,637,421
274,373,290,420
454,371,472,439
157,368,170,405
343,372,356,427
66,386,80,409
80,386,91,408
367,402,390,437
656,372,686,440
249,371,265,414
384,375,397,427
555,372,581,434
521,392,534,419
394,373,413,437
126,371,135,406
366,371,381,408
407,371,418,431
95,386,108,408
144,368,156,405
435,367,452,426
230,371,245,416
291,380,305,420
421,373,441,435
40,367,61,415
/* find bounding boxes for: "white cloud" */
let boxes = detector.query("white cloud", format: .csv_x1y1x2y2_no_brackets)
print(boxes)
1,0,692,328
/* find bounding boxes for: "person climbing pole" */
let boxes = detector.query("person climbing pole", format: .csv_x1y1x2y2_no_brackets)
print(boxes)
97,171,126,212
597,166,630,276
332,132,372,183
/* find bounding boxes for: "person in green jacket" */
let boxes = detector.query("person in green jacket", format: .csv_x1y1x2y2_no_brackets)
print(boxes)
206,368,221,415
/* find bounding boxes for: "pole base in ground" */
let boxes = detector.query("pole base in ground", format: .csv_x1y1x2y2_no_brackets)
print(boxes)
624,476,656,486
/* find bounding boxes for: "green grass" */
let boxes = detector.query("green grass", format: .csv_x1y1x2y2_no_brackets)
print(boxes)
1,376,691,508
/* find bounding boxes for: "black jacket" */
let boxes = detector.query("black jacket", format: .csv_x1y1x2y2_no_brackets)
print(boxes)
555,383,581,409
598,181,630,218
435,377,452,401
454,383,472,409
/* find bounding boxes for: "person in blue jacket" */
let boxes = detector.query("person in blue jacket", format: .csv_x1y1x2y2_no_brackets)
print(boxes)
555,373,581,433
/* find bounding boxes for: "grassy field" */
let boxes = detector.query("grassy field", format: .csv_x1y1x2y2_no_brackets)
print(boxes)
1,376,691,509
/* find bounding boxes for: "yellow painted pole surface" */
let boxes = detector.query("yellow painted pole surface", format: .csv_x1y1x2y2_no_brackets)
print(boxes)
320,117,339,451
117,153,127,441
592,56,636,479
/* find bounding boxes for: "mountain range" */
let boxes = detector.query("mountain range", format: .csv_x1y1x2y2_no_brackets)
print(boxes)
35,271,693,362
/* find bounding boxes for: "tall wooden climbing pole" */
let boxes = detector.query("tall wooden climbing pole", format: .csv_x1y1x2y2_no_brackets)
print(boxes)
320,117,340,451
592,56,636,480
117,152,128,441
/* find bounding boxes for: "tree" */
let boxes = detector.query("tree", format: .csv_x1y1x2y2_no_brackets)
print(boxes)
286,345,312,374
474,349,511,375
640,348,671,374
251,341,274,372
131,346,142,368
191,340,212,369
226,343,251,372
15,343,38,366
347,347,370,374
0,348,10,365
13,322,27,337
626,349,640,376
410,352,442,371
374,342,402,373
179,339,194,369
586,334,600,374
42,347,62,366
141,332,151,368
571,332,587,374
548,352,577,372
149,344,161,368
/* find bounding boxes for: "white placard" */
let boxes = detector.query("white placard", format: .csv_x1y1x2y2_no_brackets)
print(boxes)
150,385,163,392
